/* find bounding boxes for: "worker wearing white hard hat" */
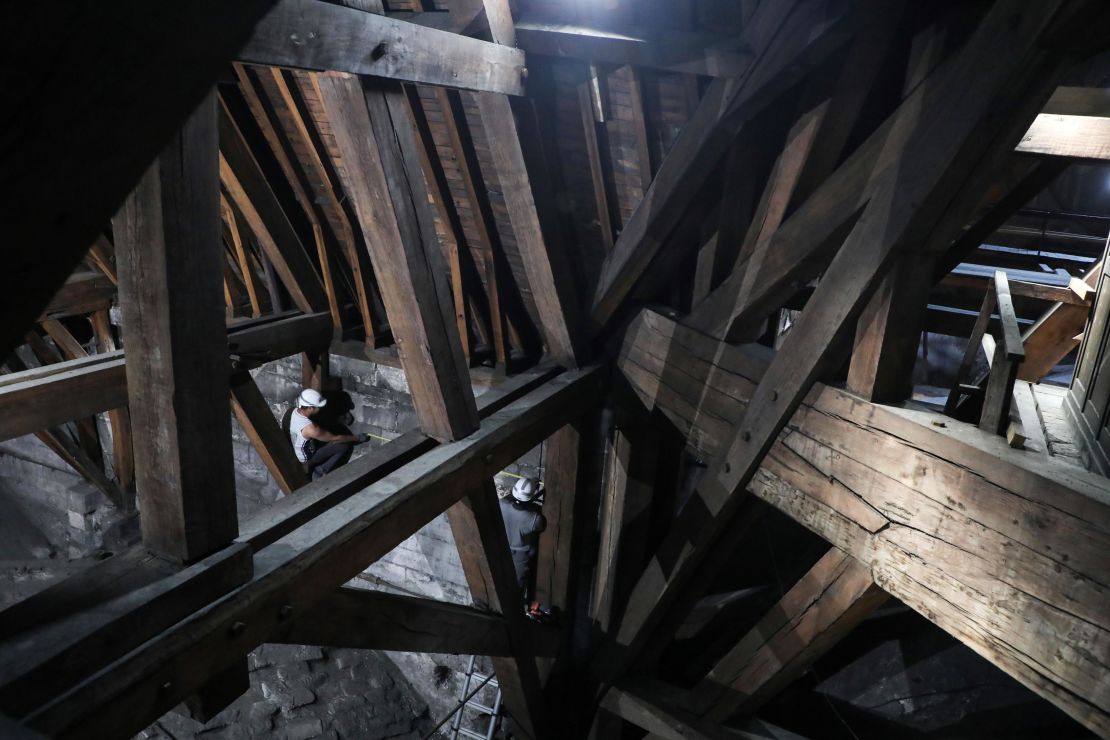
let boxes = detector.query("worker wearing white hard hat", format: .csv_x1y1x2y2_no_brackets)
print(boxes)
501,477,546,609
286,387,371,481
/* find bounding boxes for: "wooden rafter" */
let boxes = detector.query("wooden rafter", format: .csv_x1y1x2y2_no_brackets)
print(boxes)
617,308,1110,734
315,72,479,441
590,0,851,332
237,0,526,96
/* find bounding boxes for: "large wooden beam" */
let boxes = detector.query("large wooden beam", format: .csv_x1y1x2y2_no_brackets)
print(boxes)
694,549,886,720
0,545,252,720
237,0,526,95
617,308,1110,735
608,1,1080,690
589,0,850,332
217,97,330,315
115,92,240,564
40,274,116,320
315,72,479,441
2,0,274,361
275,586,558,657
15,367,600,739
0,353,126,444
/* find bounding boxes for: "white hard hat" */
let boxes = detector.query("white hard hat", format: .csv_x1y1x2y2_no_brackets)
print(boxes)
511,478,538,502
298,388,327,408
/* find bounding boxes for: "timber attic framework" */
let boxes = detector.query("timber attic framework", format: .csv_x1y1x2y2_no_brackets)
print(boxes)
4,0,1110,738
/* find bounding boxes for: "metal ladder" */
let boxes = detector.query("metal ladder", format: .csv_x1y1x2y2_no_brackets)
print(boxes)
449,655,503,740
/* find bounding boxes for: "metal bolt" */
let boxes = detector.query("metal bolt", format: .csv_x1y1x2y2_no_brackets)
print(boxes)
160,681,173,693
371,41,389,60
229,621,247,637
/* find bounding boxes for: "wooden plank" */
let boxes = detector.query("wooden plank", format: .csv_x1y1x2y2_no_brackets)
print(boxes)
846,253,934,402
476,91,586,366
237,0,526,95
40,273,116,320
434,87,510,366
695,549,886,719
229,371,309,496
253,66,375,338
590,1,850,331
514,19,754,78
940,272,1088,305
227,310,332,366
274,586,557,656
980,342,1020,436
1017,113,1110,160
994,271,1026,361
1017,260,1102,381
1,0,275,361
20,367,601,740
115,92,240,564
0,353,127,444
400,84,473,364
90,311,134,495
0,544,252,720
615,309,1110,735
217,96,329,316
592,416,658,633
608,0,1077,684
944,287,997,415
315,73,478,441
1011,380,1048,453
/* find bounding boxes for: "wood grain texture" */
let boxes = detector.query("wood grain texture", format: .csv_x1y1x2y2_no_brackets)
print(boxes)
316,73,478,440
238,0,525,95
617,309,1110,735
115,93,239,563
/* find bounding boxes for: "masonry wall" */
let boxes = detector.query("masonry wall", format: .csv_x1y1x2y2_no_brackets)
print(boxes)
0,349,544,736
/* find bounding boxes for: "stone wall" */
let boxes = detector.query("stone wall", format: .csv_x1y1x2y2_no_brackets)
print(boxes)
0,349,546,737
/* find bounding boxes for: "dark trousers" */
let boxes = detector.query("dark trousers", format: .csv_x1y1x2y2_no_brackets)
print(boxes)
304,440,353,479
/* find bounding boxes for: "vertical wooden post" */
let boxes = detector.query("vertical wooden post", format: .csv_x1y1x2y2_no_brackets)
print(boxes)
115,91,239,563
846,252,936,402
91,310,135,497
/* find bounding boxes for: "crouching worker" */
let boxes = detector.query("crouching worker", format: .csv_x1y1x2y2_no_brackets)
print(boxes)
288,388,371,480
500,478,546,614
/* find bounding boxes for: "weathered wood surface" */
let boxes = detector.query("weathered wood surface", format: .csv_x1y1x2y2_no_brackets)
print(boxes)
2,0,274,361
695,549,886,720
0,544,252,720
40,274,116,320
17,368,601,739
590,0,849,331
1018,260,1102,382
316,72,478,441
115,92,241,564
617,308,1110,735
276,586,557,657
238,0,526,95
476,91,586,367
0,354,127,444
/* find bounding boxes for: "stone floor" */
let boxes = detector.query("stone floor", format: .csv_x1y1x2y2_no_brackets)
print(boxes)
135,645,433,740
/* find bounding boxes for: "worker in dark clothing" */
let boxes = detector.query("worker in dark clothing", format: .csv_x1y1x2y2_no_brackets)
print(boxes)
500,477,546,610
